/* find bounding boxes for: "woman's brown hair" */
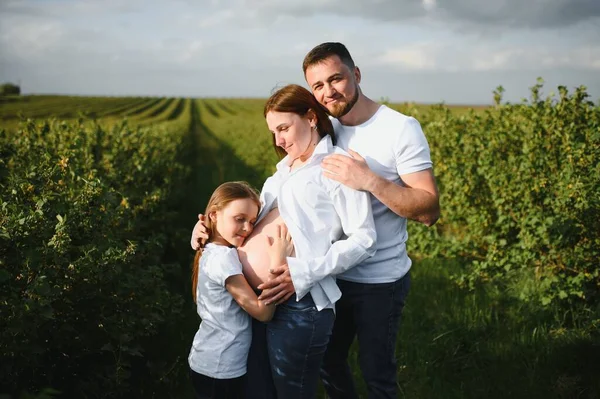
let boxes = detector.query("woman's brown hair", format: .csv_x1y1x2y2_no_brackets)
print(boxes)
192,181,260,303
264,84,336,158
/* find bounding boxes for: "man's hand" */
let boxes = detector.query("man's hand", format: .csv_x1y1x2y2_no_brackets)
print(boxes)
257,264,295,305
321,149,377,191
190,214,209,250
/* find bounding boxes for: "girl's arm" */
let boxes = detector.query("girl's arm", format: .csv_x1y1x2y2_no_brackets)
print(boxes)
225,276,275,322
225,225,291,322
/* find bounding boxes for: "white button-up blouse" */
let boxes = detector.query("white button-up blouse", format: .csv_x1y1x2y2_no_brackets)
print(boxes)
257,135,377,311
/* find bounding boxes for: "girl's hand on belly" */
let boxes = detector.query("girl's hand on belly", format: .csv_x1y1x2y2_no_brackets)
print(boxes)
266,224,293,269
237,208,293,289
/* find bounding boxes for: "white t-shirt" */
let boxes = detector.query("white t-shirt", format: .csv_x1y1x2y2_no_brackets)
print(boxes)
257,135,377,311
188,243,251,379
332,105,433,284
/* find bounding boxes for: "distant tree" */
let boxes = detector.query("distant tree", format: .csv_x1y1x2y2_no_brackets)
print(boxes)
0,83,21,95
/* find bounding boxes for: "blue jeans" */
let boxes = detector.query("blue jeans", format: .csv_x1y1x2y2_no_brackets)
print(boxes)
245,294,335,399
320,273,411,399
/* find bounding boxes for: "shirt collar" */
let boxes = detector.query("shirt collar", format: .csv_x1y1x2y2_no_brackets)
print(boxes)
275,135,333,173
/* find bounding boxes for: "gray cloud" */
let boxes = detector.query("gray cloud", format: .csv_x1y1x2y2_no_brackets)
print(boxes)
438,0,600,30
0,0,146,18
241,0,600,31
368,42,600,72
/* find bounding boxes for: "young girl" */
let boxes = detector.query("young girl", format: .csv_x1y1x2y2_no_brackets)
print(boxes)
188,181,291,399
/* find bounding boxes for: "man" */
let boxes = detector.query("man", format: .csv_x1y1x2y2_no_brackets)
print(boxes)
259,42,440,398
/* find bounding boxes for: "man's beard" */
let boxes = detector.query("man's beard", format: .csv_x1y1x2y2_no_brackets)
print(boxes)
327,87,359,118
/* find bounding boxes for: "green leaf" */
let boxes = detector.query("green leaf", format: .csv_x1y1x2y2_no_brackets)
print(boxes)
0,269,10,283
558,290,568,299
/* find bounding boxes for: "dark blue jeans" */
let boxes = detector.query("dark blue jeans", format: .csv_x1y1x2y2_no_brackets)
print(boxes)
320,273,411,399
245,294,335,399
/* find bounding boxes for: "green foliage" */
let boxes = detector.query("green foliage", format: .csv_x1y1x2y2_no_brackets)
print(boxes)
1,86,598,396
0,83,20,96
14,388,61,399
408,81,600,306
0,115,193,397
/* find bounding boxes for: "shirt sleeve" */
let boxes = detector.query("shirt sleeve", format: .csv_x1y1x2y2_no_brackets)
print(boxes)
395,116,433,176
204,248,244,287
287,183,377,299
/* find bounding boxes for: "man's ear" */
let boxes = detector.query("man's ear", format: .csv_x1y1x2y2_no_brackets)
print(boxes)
354,66,361,85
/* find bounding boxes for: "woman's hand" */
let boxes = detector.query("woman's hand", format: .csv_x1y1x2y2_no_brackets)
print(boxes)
190,214,209,250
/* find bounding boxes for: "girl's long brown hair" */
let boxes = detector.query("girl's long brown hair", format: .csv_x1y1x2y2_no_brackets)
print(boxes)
264,84,336,158
192,181,260,303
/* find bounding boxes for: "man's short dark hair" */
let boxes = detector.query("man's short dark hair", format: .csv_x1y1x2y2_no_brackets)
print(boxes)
302,42,356,74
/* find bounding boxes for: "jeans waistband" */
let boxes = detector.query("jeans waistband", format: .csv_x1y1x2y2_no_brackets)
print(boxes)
281,292,314,308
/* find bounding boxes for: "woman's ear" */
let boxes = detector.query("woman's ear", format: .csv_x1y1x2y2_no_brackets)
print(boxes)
307,109,318,129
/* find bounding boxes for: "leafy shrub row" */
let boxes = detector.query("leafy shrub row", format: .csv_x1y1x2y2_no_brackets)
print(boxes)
408,81,599,306
0,115,193,397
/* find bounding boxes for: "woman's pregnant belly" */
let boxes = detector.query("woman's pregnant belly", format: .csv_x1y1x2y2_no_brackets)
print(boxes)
237,208,287,290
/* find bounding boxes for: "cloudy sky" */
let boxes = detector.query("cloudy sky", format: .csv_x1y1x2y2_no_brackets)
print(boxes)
1,0,599,104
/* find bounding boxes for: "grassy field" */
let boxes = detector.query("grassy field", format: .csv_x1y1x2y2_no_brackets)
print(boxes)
0,94,485,130
2,95,598,399
378,260,597,399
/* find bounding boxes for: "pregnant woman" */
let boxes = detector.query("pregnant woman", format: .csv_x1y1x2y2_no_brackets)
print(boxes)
191,84,377,399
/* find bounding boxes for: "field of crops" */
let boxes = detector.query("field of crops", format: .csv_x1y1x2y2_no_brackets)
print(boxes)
1,86,599,398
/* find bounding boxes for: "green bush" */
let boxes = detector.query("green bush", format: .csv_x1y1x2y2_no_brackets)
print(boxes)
0,118,192,397
408,80,600,306
0,83,21,96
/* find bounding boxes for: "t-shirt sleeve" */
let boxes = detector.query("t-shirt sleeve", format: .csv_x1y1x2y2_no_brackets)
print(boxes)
204,248,244,287
394,116,433,176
